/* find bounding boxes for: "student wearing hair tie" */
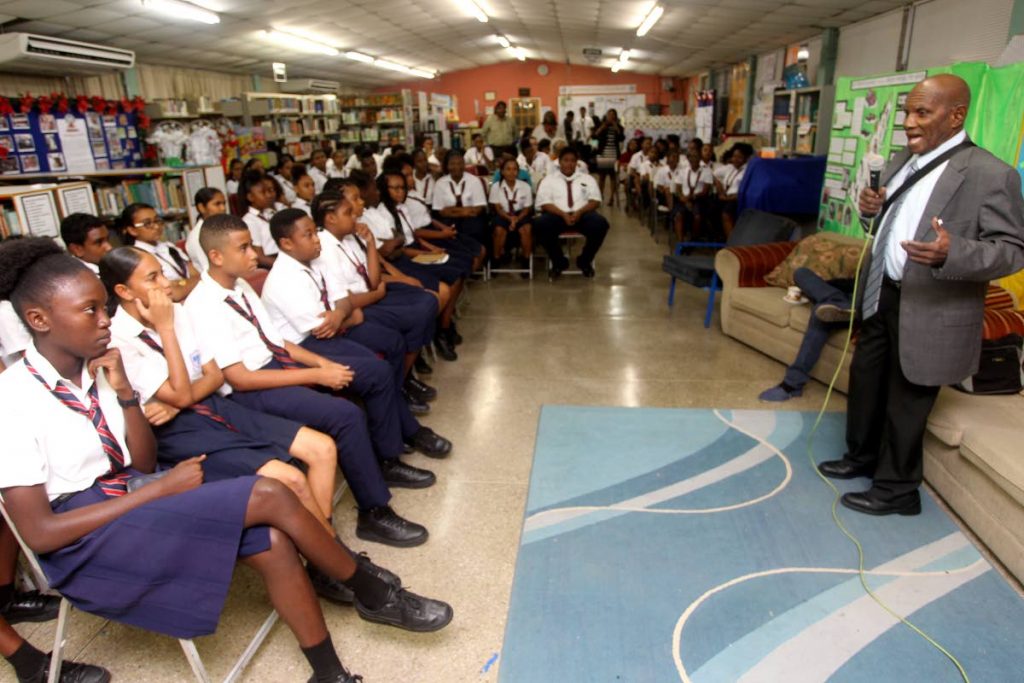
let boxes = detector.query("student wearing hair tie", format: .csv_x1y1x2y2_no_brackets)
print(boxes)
118,203,199,301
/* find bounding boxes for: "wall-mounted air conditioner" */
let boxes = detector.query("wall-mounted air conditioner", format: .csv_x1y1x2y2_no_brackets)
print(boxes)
279,79,341,94
0,33,135,74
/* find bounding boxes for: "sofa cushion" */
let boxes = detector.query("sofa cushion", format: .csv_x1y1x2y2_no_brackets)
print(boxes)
764,233,866,287
731,286,793,327
926,389,1023,448
959,426,1024,507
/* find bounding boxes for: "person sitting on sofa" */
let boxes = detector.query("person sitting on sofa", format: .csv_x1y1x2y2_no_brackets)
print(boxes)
758,267,854,401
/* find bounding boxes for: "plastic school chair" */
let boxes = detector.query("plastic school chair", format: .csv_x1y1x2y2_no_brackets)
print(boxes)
0,494,278,683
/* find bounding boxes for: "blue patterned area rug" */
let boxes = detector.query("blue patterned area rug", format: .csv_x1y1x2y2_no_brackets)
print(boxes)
499,406,1024,682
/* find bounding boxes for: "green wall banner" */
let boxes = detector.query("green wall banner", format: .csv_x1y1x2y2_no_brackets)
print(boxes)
819,61,1024,237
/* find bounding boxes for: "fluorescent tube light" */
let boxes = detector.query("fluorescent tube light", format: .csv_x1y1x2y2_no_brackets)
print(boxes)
636,4,664,37
141,0,220,24
259,29,339,56
462,0,489,23
406,68,436,79
611,63,621,73
619,50,630,63
513,46,526,61
345,51,375,63
497,35,511,48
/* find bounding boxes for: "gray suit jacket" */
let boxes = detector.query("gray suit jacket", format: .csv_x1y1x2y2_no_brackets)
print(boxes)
860,140,1024,385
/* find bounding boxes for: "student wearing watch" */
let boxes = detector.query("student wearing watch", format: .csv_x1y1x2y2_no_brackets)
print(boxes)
118,203,199,302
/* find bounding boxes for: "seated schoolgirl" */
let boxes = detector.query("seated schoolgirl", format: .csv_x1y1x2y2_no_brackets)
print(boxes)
271,153,297,205
327,148,348,179
489,157,534,269
225,158,243,196
239,170,278,268
291,164,316,217
262,208,450,454
103,246,339,531
118,203,199,301
409,149,436,205
0,238,452,683
186,215,433,547
185,186,227,272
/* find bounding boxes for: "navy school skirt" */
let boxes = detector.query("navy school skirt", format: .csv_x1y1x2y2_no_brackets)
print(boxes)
42,473,270,639
153,395,302,481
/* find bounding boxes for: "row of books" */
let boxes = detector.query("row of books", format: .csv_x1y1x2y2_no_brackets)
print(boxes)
94,177,189,219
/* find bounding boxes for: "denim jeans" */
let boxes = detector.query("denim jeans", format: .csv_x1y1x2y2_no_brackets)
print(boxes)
782,268,854,389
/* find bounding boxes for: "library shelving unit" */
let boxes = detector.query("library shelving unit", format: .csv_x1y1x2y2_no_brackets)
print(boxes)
218,92,342,162
0,166,225,240
770,86,835,157
337,91,414,150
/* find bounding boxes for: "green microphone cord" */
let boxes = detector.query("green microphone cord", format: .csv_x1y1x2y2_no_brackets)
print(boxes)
804,222,970,683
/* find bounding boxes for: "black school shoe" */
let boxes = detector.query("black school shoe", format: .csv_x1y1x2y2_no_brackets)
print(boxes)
305,667,362,683
449,322,463,345
354,585,453,633
19,655,110,683
408,426,452,459
307,551,402,606
434,333,457,361
402,388,430,415
404,375,438,402
1,590,60,625
357,506,429,547
576,256,595,278
414,354,433,375
380,458,436,489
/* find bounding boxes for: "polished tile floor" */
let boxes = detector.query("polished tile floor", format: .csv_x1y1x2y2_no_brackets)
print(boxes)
9,206,846,682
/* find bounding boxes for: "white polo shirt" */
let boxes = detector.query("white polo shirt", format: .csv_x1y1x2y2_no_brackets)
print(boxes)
309,166,329,194
654,163,686,190
292,196,312,217
432,174,488,212
720,164,747,196
243,206,278,257
318,230,372,296
628,150,647,173
465,146,494,167
535,169,603,213
395,204,423,245
185,218,208,273
411,174,435,205
676,166,713,198
0,343,134,500
133,240,193,281
489,178,533,213
183,272,278,378
262,251,345,345
0,301,31,367
110,304,209,403
361,204,402,248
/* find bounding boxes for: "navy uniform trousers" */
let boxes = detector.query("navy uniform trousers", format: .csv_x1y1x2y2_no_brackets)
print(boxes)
229,359,391,510
534,211,610,269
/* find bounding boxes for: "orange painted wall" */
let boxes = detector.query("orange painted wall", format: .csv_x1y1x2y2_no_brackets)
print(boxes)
377,59,689,125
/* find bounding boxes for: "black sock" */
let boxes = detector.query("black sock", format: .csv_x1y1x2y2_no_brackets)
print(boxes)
342,564,389,610
0,583,14,607
301,635,344,683
6,641,46,681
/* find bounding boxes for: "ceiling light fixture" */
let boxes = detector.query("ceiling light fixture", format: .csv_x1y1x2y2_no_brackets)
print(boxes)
513,46,526,61
345,50,375,63
611,63,622,73
141,0,220,24
461,0,489,23
618,49,630,63
796,44,810,61
259,29,339,56
497,35,511,48
406,68,437,79
374,59,408,73
636,4,664,37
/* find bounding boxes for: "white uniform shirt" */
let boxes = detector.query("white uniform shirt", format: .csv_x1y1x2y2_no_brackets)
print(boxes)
676,166,713,198
272,174,297,205
110,304,209,403
292,196,312,217
184,272,280,378
327,159,348,179
720,164,747,196
133,240,193,281
309,166,329,194
318,230,373,296
628,150,648,173
0,343,134,500
361,205,401,248
464,146,494,167
878,130,967,279
395,203,424,245
0,301,31,367
489,178,533,213
185,218,208,273
226,178,239,196
261,252,345,345
401,199,433,234
432,174,488,211
243,206,278,257
411,174,435,206
535,169,603,213
654,163,686,190
76,258,100,275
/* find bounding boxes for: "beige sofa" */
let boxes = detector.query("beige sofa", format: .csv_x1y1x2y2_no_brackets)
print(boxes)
715,237,1024,584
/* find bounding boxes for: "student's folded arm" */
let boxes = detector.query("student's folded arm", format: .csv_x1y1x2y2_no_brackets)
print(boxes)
221,361,321,392
579,199,601,215
283,341,329,369
189,361,226,402
347,288,385,308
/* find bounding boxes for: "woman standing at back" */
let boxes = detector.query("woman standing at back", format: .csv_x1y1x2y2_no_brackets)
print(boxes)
591,109,625,207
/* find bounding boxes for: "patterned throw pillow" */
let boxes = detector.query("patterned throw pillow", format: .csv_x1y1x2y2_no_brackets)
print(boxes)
763,233,865,287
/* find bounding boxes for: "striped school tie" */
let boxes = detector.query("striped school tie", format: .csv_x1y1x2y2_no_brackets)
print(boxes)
136,330,238,432
223,293,304,369
861,158,919,319
23,358,131,497
304,270,331,312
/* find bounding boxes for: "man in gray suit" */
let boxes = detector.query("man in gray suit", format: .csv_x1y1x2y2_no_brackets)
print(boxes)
818,74,1024,516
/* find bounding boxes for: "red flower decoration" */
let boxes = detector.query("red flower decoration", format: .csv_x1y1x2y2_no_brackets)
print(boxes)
0,97,13,117
56,96,69,114
137,113,151,130
19,94,34,113
90,96,106,112
105,100,118,116
76,95,90,113
37,95,53,114
132,96,146,113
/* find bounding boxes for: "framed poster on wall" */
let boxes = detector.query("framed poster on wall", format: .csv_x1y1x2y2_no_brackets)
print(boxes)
13,190,60,237
54,182,98,217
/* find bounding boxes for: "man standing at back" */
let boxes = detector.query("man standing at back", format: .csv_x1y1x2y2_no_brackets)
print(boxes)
481,101,518,158
818,74,1024,516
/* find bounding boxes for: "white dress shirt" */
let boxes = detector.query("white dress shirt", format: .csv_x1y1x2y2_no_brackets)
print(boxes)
76,258,100,274
654,163,686,190
465,146,495,167
535,169,603,213
243,206,278,256
185,218,208,273
395,203,423,245
318,230,372,296
677,166,713,198
272,173,297,205
110,304,209,403
877,130,967,279
183,272,280,379
432,174,488,211
292,196,312,217
133,240,193,281
309,166,329,194
401,199,433,233
411,173,435,206
327,159,348,179
0,343,134,500
720,164,747,196
489,178,533,213
0,300,31,367
628,150,647,173
226,179,239,196
361,205,402,248
261,252,345,345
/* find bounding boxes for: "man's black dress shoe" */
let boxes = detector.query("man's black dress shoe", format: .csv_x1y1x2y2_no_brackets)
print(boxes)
357,506,428,547
408,426,452,459
0,590,60,624
379,459,435,489
817,458,874,480
841,490,922,516
20,655,110,683
404,375,437,402
354,585,453,633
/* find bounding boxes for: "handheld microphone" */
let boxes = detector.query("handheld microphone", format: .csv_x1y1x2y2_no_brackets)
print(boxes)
866,153,885,192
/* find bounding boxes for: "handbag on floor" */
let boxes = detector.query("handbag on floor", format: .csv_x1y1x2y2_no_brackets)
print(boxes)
953,334,1024,395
